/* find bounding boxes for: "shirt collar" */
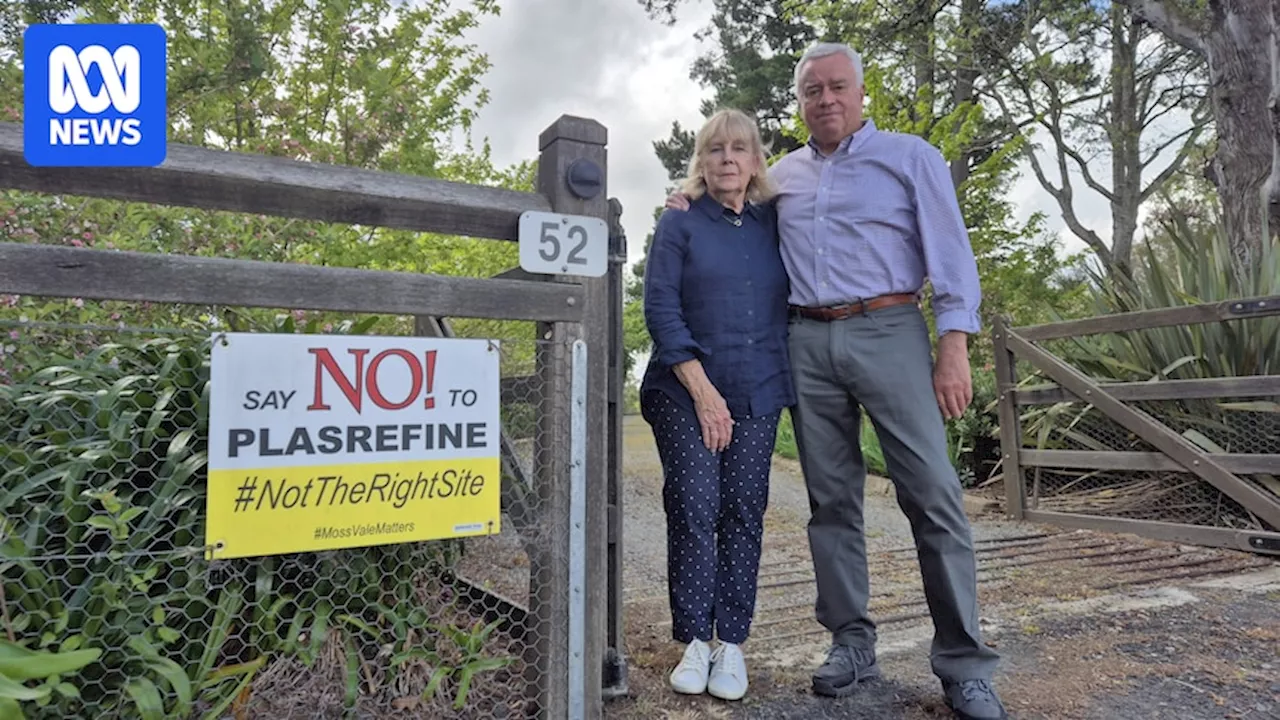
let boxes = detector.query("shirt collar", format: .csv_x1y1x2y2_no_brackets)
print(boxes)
693,190,763,221
807,118,877,158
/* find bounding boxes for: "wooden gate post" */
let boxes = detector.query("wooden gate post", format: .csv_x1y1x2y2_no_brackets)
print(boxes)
603,198,629,697
536,116,609,719
992,314,1026,519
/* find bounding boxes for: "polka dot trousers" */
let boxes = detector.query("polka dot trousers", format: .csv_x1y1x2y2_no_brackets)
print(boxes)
645,391,780,645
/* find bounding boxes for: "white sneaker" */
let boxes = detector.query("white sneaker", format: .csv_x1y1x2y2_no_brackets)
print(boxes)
707,642,748,700
669,639,711,694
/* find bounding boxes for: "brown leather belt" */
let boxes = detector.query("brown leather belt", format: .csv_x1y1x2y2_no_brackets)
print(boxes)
789,293,919,321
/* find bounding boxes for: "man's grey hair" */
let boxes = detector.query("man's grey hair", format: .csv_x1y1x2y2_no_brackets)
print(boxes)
793,42,864,98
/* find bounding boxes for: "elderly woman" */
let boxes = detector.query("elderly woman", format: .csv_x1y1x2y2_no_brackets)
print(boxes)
639,107,794,701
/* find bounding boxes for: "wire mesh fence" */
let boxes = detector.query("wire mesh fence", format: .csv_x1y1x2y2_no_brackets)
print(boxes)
1009,327,1279,533
0,298,575,719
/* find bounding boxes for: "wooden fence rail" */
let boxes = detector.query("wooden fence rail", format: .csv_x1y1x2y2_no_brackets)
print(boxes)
0,242,583,322
0,122,550,240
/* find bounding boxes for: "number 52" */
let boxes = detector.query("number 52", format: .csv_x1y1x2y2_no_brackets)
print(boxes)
539,221,589,265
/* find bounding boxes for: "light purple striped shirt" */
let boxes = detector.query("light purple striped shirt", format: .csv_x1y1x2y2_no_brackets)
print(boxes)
769,119,982,336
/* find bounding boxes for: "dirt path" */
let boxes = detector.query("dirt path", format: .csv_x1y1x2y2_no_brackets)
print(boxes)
608,414,1280,720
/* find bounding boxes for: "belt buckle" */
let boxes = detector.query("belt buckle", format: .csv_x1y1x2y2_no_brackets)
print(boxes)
834,299,865,317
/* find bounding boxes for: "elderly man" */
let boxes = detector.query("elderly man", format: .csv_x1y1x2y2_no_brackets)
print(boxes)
667,41,1006,720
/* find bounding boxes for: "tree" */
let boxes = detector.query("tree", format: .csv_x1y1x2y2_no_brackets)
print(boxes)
2,0,523,339
981,0,1210,277
637,0,1077,343
1114,0,1275,279
1134,140,1219,286
645,0,815,160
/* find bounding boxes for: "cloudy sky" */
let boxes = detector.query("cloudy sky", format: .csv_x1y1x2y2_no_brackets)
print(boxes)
456,0,1115,269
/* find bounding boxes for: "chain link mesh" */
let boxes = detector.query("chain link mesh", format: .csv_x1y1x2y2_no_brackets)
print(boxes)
1011,332,1278,533
0,298,574,718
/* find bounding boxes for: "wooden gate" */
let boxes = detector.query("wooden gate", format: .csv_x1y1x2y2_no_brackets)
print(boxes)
992,295,1280,557
0,115,625,719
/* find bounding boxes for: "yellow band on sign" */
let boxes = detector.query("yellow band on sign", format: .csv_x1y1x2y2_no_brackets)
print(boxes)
205,457,501,559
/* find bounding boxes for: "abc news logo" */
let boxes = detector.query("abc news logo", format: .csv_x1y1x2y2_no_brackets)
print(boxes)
48,44,143,147
23,23,167,167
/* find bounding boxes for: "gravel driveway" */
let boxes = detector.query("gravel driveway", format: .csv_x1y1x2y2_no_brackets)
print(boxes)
608,414,1280,720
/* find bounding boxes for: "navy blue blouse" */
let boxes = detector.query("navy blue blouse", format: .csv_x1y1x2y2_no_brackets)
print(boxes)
640,192,796,419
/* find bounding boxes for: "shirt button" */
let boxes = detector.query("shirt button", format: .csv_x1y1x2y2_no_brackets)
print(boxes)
818,248,824,255
747,339,754,345
748,310,754,316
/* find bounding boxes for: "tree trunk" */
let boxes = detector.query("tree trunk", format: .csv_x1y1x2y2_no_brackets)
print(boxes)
1109,5,1142,275
1123,0,1272,278
1266,0,1280,238
951,0,982,190
912,0,937,129
1202,0,1271,275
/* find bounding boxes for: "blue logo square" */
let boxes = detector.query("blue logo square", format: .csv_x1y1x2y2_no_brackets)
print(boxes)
23,23,167,167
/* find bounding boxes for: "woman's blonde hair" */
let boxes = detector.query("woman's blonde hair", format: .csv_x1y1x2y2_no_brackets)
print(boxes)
678,108,777,204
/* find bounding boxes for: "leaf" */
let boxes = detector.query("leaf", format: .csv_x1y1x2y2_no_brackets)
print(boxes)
1155,354,1200,378
145,658,193,715
197,658,264,720
1182,428,1227,454
422,667,453,701
391,648,441,666
463,656,514,673
0,697,23,720
351,315,380,334
339,614,380,641
1256,474,1280,497
200,656,266,688
0,674,47,701
85,516,115,532
125,678,166,720
344,636,360,710
125,633,193,713
1096,355,1152,377
0,641,101,681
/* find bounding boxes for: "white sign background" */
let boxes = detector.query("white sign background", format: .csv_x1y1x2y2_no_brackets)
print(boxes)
518,210,608,278
208,333,501,470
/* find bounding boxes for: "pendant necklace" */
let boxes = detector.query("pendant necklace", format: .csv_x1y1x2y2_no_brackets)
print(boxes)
723,212,743,227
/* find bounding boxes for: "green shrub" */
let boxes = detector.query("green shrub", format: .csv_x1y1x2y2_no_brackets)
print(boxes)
1069,217,1278,382
1019,215,1279,524
0,317,513,718
1028,217,1278,444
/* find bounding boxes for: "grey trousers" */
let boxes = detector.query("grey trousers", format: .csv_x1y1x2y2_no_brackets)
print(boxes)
787,303,1000,682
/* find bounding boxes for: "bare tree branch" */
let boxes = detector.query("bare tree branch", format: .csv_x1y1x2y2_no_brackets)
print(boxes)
1134,44,1196,113
1114,0,1204,55
977,2,1211,273
1062,143,1118,201
1141,83,1206,129
1140,126,1204,202
987,87,1113,264
1139,123,1201,171
975,18,1128,261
